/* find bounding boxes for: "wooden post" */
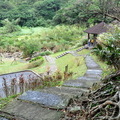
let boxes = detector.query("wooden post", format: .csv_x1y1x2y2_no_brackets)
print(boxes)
88,33,90,40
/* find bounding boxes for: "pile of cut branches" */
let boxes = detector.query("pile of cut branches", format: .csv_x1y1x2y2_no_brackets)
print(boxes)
61,71,120,120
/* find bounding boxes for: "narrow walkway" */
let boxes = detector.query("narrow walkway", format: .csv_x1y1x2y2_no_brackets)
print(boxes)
45,56,57,75
1,56,102,120
63,56,102,88
40,56,57,77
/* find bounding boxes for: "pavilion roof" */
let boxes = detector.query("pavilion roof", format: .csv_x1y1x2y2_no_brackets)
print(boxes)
84,22,108,34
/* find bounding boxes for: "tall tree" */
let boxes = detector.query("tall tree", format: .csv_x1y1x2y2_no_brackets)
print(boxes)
98,0,120,21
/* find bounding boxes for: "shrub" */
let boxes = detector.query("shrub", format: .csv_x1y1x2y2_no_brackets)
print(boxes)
93,25,120,70
1,19,20,34
16,38,41,57
27,59,44,69
39,51,53,56
82,38,88,45
29,56,43,62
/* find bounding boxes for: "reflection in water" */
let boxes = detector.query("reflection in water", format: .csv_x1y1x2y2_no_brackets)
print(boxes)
0,71,41,98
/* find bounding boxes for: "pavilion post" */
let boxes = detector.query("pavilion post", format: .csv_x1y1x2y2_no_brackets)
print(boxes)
88,33,90,40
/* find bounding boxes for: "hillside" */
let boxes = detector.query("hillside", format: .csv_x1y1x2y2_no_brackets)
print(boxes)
0,0,119,120
0,0,119,27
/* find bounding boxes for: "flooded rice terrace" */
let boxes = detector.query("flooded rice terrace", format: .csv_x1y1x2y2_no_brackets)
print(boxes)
0,70,41,98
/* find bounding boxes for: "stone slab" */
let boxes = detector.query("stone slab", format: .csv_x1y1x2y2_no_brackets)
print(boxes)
2,100,63,120
85,69,102,79
0,117,8,120
63,82,88,88
84,73,101,79
38,86,89,97
77,76,99,81
63,79,89,88
18,90,70,109
86,69,102,74
85,56,100,69
63,77,101,88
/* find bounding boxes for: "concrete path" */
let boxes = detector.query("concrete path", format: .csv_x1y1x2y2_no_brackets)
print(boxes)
63,56,102,88
45,56,57,74
43,56,57,75
1,56,102,120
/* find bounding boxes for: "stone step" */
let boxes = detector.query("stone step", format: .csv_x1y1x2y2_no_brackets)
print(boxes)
37,86,89,97
63,78,100,88
85,56,101,69
1,55,103,120
84,73,101,79
86,63,100,69
85,69,102,79
86,69,102,74
77,76,99,81
18,90,71,109
63,80,89,88
2,100,63,120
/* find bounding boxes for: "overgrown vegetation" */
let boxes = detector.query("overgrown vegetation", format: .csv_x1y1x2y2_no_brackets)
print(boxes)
0,25,85,57
93,25,120,70
0,94,19,109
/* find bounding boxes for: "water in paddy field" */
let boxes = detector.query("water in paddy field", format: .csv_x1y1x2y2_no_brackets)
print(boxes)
0,70,41,98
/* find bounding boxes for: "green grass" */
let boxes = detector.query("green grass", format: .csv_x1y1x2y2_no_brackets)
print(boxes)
20,27,50,35
51,51,66,57
78,49,91,55
56,54,87,79
0,58,47,74
0,48,111,79
0,94,19,109
0,59,27,74
31,58,49,73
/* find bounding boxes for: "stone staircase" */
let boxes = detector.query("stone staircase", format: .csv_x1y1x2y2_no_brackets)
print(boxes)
1,56,102,120
56,46,88,59
75,45,88,52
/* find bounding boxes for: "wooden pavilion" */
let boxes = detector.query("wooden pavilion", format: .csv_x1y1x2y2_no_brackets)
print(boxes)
84,22,108,40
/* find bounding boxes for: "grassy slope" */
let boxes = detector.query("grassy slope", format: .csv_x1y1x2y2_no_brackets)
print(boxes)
0,58,47,74
0,49,110,78
20,27,50,35
56,54,87,79
0,51,87,79
0,58,27,74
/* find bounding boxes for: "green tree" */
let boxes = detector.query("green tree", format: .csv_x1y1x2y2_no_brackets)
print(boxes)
34,0,61,20
93,25,120,70
97,0,120,21
1,18,20,33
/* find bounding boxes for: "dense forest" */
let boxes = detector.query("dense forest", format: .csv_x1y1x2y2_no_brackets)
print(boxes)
0,0,119,27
